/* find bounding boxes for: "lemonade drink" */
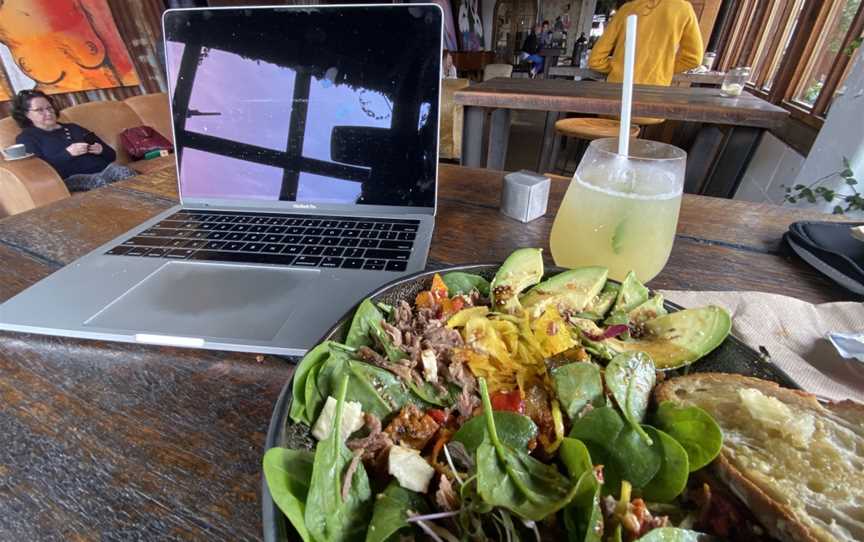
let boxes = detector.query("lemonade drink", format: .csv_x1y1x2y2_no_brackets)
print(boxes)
549,138,686,282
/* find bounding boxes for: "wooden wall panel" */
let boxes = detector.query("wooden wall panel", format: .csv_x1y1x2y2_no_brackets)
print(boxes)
688,0,724,46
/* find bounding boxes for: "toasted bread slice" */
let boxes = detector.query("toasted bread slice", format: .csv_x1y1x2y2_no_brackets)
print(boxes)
655,373,864,542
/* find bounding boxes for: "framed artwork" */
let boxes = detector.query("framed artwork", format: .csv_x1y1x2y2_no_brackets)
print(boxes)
456,0,484,51
0,0,139,97
428,0,459,52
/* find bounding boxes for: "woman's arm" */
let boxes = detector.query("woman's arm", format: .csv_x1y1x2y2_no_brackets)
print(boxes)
68,124,116,163
588,14,621,74
673,6,704,73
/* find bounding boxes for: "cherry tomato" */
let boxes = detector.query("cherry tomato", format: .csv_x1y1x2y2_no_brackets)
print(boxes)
490,390,524,414
427,408,447,424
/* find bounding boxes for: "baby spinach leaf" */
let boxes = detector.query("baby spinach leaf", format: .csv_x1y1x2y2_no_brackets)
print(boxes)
654,401,723,472
605,352,656,445
559,437,593,480
442,272,491,296
452,410,538,453
475,379,579,521
551,362,604,420
305,375,372,542
346,298,405,362
564,469,604,542
407,380,460,408
569,406,660,492
263,447,315,542
560,438,604,542
365,481,429,542
290,341,335,424
637,527,707,541
637,427,689,503
314,354,413,420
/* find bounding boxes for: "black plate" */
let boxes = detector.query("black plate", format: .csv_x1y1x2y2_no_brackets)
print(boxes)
261,264,799,541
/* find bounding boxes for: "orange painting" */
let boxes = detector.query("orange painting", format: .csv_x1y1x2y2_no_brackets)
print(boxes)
0,0,139,100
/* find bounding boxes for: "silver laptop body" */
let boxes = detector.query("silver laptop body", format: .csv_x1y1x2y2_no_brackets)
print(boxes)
0,4,443,356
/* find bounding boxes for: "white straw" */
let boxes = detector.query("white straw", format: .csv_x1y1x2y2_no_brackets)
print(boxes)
618,14,638,157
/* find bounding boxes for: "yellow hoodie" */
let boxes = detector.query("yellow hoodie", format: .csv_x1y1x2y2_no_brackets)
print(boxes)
588,0,703,86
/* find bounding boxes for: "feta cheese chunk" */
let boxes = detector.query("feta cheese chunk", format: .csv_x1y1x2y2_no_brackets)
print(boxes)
311,396,364,441
388,445,435,493
420,349,438,382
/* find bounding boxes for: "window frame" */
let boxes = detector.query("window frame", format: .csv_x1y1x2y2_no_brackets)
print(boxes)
716,0,864,130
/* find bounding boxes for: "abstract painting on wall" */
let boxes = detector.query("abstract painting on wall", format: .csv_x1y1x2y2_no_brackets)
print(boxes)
457,0,483,51
0,0,139,100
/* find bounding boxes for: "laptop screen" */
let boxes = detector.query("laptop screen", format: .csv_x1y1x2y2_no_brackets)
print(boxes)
163,6,441,209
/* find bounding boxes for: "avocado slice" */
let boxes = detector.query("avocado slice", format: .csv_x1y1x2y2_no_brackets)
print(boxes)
628,294,668,326
520,266,608,319
607,306,731,369
490,248,544,314
577,283,620,320
610,271,649,316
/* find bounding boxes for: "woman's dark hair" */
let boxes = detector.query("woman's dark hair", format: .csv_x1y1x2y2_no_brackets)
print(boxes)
11,89,56,128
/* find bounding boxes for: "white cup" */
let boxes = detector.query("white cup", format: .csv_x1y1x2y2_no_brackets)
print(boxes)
2,144,27,159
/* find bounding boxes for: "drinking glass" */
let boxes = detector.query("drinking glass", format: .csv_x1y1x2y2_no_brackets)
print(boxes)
549,138,686,282
720,66,750,97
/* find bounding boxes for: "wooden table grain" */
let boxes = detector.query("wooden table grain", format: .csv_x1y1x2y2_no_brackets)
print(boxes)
454,78,790,198
0,164,855,540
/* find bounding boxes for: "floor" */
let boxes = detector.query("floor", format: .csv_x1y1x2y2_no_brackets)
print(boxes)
497,110,585,177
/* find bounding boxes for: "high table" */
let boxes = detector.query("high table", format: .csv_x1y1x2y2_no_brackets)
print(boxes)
0,164,854,540
455,78,789,198
546,66,728,86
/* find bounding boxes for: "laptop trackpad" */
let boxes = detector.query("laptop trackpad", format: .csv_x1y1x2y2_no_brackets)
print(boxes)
85,262,320,341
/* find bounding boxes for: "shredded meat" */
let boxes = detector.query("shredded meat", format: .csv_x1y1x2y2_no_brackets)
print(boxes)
381,320,403,348
434,474,460,511
446,359,477,394
356,346,418,384
422,326,464,357
341,449,363,500
384,404,440,450
347,413,393,462
455,387,480,421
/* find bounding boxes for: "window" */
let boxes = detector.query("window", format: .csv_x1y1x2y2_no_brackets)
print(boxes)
792,0,863,108
716,0,864,125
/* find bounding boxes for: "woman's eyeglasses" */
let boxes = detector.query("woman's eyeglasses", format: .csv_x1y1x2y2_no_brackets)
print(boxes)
28,107,54,114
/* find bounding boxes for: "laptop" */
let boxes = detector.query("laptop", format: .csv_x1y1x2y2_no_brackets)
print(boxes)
0,5,443,356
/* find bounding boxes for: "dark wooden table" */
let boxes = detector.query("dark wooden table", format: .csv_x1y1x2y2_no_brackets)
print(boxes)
547,66,727,86
0,164,854,540
454,78,789,198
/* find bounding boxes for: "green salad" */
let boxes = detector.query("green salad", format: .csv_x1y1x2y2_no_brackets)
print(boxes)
264,248,733,541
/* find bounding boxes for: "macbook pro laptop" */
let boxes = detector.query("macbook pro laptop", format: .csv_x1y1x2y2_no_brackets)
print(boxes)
0,5,443,356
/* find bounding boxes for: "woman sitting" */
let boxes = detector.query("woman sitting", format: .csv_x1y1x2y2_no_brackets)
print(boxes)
12,89,136,193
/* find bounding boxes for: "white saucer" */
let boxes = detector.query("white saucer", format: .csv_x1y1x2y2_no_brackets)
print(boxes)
2,152,34,161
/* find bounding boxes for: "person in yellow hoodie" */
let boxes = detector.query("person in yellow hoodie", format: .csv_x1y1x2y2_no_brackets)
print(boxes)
588,0,703,86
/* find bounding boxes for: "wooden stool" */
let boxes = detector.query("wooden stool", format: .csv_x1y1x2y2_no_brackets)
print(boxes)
550,118,640,175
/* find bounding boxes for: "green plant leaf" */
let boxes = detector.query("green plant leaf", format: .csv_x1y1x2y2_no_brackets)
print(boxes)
346,298,405,362
569,406,661,491
290,341,336,424
654,401,723,471
560,439,603,542
834,205,845,214
611,218,628,254
551,362,604,420
637,527,708,541
846,177,858,186
441,272,491,296
305,375,373,542
452,410,538,453
475,378,579,520
638,427,689,502
605,352,656,445
263,447,315,542
365,481,428,542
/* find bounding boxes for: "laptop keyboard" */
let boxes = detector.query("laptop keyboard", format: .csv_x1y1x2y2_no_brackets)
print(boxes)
104,210,419,272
